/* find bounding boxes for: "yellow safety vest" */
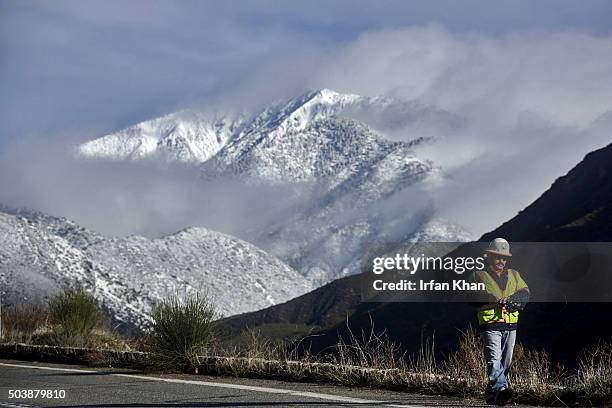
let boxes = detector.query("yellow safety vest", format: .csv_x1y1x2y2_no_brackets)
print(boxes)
473,269,527,326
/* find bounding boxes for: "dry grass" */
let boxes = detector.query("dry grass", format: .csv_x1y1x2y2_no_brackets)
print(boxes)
324,320,408,387
510,346,565,404
189,328,316,378
5,301,612,405
1,298,130,353
167,321,590,405
443,327,487,396
572,341,612,406
1,303,49,343
329,318,406,370
199,321,454,394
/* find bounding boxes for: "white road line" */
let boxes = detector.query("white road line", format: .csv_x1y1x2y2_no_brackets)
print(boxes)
0,363,97,373
0,362,421,407
0,403,39,408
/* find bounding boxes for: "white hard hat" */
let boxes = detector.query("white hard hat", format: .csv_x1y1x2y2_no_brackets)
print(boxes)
485,238,512,257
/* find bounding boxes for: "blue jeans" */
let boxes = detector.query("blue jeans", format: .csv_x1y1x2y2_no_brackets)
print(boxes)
481,329,516,393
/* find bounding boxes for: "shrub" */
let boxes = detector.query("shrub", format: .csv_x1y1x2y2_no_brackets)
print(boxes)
148,294,216,371
47,288,99,347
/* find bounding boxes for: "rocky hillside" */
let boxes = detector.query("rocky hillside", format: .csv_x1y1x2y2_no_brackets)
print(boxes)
219,142,612,364
76,89,472,284
0,207,312,331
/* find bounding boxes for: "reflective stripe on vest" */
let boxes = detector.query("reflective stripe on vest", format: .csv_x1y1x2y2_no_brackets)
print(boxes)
476,269,521,325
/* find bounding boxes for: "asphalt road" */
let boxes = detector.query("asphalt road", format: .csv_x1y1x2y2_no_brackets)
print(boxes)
0,359,532,408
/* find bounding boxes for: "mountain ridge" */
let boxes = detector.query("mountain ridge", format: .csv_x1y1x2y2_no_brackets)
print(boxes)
74,89,473,284
218,142,612,364
0,206,313,331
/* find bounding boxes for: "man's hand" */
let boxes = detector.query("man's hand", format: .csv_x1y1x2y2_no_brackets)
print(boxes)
505,302,521,313
506,288,530,311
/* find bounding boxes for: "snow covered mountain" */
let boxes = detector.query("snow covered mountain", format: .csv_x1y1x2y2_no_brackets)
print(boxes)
0,207,313,330
76,89,455,175
75,89,473,284
77,110,246,164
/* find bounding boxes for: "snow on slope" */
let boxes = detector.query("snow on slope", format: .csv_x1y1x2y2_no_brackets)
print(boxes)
74,89,473,284
77,110,246,164
0,208,313,330
0,212,94,303
195,94,467,282
86,227,313,319
0,205,105,250
202,115,429,185
75,89,453,182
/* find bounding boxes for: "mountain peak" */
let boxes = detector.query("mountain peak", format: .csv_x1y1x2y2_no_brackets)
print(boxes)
308,88,361,103
289,89,363,113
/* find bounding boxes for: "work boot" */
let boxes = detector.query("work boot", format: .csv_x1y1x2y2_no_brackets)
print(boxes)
494,387,514,406
485,388,496,405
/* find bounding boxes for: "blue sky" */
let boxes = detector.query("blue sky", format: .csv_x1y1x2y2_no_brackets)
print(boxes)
1,0,612,144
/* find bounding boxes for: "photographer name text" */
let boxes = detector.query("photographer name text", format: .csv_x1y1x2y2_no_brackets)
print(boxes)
372,279,485,291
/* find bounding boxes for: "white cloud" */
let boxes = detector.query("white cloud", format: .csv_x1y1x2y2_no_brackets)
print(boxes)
2,15,612,238
288,26,612,234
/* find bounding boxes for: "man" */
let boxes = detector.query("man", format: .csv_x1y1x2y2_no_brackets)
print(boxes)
472,238,530,406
